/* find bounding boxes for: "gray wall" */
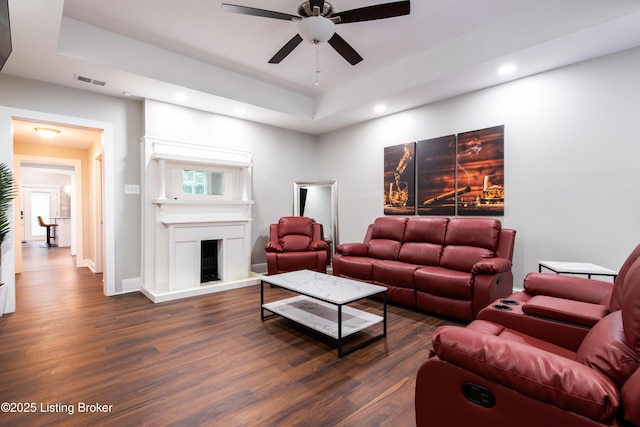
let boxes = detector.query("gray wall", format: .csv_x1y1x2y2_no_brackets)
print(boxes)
317,46,640,288
0,74,143,295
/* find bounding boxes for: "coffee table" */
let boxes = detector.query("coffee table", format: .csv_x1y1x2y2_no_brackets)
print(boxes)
261,270,387,357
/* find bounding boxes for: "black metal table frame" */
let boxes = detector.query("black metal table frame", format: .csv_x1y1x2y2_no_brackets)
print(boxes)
538,263,618,281
260,279,387,358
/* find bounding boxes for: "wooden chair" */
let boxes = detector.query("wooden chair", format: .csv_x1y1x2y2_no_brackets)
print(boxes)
38,216,58,247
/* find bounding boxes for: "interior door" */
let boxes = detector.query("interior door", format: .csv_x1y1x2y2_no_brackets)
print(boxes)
22,186,59,241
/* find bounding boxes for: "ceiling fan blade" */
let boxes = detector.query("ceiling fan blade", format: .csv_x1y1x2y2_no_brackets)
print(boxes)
335,1,410,24
269,34,304,64
328,33,363,65
221,3,298,21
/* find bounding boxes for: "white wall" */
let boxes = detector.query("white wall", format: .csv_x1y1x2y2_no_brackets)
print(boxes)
317,46,640,288
143,100,318,265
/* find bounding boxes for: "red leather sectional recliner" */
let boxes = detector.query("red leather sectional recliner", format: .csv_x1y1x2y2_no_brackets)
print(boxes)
415,255,640,427
332,216,516,321
477,243,640,350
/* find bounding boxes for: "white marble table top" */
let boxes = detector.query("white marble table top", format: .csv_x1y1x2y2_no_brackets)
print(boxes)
539,261,617,276
262,270,386,305
263,296,383,339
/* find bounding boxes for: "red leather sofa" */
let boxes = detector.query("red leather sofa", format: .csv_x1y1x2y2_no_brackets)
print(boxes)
478,243,640,350
332,217,516,321
415,256,640,427
265,216,329,275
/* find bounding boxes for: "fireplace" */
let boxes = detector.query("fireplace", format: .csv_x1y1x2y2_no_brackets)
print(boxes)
141,138,259,303
201,239,220,283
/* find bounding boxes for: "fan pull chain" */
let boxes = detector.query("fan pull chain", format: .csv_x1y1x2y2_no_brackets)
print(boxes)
315,42,320,86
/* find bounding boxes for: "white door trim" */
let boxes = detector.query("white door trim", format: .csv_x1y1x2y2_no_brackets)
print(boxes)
17,156,82,261
1,106,116,315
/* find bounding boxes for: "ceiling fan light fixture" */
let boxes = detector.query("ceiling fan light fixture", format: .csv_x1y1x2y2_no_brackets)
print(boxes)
298,16,335,43
223,1,410,67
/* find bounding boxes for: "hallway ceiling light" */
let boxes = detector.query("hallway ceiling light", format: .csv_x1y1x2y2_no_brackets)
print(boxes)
34,127,61,138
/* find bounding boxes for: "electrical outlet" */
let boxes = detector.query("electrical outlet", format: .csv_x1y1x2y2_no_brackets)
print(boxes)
124,184,140,194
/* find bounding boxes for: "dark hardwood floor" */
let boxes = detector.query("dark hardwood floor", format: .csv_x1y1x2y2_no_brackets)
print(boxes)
0,242,461,426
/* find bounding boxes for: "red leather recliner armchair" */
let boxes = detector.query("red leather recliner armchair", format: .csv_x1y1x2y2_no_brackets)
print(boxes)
265,216,329,275
478,243,640,350
415,256,640,427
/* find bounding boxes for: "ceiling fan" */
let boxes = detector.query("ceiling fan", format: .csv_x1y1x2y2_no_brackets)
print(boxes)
221,1,411,66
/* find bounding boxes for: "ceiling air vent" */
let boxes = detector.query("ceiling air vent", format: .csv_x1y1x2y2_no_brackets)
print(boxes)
74,74,107,87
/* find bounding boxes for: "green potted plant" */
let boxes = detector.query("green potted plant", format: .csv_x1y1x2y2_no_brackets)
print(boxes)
0,162,16,316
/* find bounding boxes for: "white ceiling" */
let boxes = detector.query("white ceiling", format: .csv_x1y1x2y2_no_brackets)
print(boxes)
4,0,640,135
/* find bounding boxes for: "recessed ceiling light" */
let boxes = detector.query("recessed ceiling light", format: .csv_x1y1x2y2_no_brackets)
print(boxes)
174,93,188,102
374,104,387,113
234,107,246,115
34,127,61,138
498,64,517,75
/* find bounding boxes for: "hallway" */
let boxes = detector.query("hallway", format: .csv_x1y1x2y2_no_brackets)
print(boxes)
14,241,102,311
20,240,77,271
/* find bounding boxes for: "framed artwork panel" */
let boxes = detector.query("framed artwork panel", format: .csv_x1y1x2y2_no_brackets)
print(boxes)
384,142,416,215
416,134,457,216
456,125,505,216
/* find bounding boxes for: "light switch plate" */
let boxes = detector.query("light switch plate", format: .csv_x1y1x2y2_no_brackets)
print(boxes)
124,184,140,194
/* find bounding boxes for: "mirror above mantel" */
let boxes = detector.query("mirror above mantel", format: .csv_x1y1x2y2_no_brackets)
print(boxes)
293,180,338,256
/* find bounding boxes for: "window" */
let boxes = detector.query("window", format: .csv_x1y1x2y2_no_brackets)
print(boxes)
182,170,224,195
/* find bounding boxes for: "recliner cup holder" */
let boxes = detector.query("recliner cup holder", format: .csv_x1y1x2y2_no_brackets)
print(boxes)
493,304,512,311
499,299,519,305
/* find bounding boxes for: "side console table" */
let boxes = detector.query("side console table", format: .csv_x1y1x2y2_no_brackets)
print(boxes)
538,261,618,281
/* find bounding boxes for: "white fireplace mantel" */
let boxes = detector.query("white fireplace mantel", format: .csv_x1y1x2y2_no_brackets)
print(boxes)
153,199,254,206
140,138,260,303
160,218,253,226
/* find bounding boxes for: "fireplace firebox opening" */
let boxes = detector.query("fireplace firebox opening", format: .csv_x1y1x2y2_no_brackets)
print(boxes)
201,240,220,283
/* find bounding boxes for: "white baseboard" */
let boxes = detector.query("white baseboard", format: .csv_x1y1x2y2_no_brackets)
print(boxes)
252,263,267,275
250,263,331,275
121,277,141,293
140,273,262,303
85,259,97,273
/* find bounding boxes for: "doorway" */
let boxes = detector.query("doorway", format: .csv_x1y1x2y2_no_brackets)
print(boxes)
0,108,116,314
11,117,108,289
22,186,60,242
15,156,83,269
